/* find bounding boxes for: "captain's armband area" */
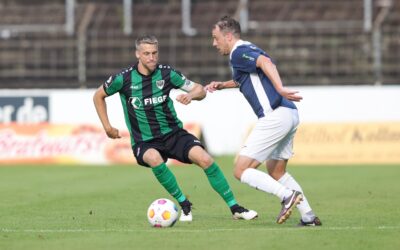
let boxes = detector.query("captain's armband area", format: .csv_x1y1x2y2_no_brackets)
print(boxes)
179,79,195,92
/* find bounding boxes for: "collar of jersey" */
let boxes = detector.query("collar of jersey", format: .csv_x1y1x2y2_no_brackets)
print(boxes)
134,62,159,77
230,40,251,60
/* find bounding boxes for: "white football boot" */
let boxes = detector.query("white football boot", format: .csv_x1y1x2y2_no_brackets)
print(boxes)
231,205,258,220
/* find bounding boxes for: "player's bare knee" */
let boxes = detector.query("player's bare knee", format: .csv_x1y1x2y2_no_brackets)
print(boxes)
143,149,163,166
233,165,245,180
189,147,213,168
197,153,214,168
233,170,242,180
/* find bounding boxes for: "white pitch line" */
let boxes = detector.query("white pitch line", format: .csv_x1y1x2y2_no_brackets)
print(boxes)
1,226,400,233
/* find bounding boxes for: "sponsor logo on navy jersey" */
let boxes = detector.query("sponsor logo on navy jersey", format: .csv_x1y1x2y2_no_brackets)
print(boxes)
242,53,255,61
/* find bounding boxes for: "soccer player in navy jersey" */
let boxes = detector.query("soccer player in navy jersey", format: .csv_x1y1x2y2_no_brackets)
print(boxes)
93,34,257,222
205,16,321,226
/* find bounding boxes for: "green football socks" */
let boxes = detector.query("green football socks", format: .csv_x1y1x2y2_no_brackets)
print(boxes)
151,163,186,203
204,162,237,207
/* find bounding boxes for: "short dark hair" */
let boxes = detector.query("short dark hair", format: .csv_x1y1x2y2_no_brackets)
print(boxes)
215,16,241,37
135,35,158,50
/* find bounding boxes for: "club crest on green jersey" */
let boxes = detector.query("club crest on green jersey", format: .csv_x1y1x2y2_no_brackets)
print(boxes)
156,80,165,89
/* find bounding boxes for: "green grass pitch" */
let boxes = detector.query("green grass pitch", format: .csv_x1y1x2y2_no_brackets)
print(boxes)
1,156,399,250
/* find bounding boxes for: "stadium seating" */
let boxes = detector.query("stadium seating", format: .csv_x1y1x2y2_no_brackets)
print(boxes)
0,0,398,88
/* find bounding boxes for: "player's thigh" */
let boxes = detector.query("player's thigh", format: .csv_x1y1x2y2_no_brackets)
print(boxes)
240,112,292,162
269,131,295,160
268,114,298,161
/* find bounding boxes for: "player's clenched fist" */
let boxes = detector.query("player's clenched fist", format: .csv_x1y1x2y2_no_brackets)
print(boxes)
105,127,121,139
176,94,192,105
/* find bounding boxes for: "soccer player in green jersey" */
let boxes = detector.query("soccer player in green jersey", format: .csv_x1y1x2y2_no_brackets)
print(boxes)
93,34,257,222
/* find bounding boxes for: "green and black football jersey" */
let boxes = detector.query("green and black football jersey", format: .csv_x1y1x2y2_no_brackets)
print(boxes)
103,63,189,146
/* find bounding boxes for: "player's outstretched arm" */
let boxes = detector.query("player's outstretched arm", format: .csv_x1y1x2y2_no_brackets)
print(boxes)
93,86,121,139
256,55,303,102
204,80,237,93
176,82,206,105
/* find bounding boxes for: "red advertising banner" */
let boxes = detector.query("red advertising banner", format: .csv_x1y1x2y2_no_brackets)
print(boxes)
0,123,202,165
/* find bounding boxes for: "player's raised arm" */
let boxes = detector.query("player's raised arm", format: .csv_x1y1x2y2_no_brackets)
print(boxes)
256,55,303,102
93,86,121,139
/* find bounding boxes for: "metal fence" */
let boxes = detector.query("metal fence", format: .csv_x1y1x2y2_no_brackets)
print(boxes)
0,0,398,88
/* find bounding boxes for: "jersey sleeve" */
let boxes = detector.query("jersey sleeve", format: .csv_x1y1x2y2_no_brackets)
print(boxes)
231,46,261,73
169,69,187,89
103,74,124,96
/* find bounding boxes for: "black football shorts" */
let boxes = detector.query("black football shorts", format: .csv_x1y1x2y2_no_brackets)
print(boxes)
133,128,204,167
